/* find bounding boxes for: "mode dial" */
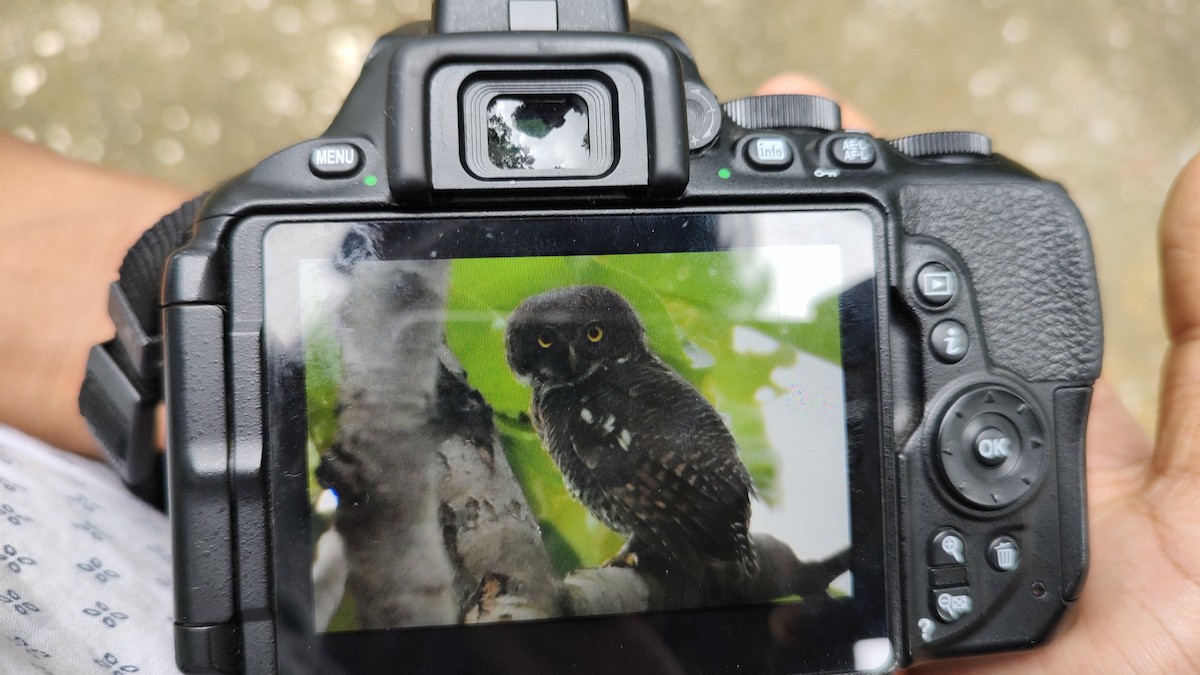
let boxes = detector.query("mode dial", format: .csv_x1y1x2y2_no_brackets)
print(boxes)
891,132,992,159
723,94,842,132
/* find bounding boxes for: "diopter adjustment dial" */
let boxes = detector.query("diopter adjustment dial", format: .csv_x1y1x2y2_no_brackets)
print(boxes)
891,132,993,159
723,94,842,132
685,84,723,150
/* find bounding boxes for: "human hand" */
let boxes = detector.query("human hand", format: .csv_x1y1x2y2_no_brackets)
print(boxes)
912,155,1200,675
757,74,1200,673
0,134,189,456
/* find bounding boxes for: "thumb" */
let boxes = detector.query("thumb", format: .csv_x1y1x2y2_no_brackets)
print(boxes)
755,74,876,134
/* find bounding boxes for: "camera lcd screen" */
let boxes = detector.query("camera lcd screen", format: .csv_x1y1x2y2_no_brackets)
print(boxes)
261,210,891,674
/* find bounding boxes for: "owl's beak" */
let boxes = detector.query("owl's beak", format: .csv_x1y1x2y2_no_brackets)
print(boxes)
567,344,579,373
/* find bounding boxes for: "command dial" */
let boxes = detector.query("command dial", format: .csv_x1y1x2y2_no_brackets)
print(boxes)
891,132,993,159
723,94,842,132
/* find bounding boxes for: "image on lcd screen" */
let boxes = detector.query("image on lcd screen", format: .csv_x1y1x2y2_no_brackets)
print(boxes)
291,217,873,637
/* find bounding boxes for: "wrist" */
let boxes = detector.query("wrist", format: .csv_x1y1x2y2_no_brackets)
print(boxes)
0,135,190,455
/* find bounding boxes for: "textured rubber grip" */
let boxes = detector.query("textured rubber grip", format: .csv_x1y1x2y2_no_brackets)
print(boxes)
900,183,1103,383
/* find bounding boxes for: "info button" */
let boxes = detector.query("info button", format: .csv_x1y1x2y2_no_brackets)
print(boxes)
309,143,363,178
745,136,794,170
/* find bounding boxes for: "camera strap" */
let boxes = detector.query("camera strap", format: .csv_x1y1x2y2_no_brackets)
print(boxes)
78,194,207,510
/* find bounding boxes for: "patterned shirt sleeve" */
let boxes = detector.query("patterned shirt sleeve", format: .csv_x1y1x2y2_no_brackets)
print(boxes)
0,425,180,675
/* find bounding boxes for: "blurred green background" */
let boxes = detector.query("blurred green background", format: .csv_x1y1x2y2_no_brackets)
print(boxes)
3,0,1198,432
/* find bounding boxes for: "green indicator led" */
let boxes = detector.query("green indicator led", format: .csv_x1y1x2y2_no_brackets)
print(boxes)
363,174,379,187
717,168,732,180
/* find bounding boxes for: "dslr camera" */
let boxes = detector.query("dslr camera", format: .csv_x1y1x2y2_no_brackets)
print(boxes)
81,1,1101,673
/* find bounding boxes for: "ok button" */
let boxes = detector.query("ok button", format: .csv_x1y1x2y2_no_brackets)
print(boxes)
973,427,1013,468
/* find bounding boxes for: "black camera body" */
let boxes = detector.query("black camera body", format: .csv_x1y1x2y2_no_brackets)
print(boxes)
81,1,1101,673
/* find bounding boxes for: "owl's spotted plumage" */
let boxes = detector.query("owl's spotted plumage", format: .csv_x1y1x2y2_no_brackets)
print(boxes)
505,285,756,578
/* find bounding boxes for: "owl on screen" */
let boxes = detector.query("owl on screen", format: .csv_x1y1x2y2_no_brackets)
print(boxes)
504,285,757,577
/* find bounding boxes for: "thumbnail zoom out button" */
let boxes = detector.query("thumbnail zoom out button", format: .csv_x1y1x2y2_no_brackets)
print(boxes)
932,587,973,623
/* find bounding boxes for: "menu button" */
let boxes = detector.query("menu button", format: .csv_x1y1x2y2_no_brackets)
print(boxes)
309,143,362,178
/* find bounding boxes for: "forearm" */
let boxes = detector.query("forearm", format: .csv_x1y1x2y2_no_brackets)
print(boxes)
0,135,190,456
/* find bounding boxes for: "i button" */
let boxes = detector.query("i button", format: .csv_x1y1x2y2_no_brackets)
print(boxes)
930,320,969,364
745,136,794,170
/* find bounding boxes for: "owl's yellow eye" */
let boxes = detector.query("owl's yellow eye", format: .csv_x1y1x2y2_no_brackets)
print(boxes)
537,333,553,349
587,325,604,343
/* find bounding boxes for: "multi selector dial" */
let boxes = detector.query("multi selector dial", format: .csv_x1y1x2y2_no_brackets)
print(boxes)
937,385,1045,510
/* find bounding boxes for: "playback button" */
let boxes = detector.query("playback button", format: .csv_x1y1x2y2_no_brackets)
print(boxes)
744,136,795,170
916,262,957,306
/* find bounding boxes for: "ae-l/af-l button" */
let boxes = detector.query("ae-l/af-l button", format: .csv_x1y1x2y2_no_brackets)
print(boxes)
830,135,877,167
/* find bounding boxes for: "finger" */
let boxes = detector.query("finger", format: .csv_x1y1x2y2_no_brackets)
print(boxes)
1086,377,1152,472
1085,377,1153,510
754,74,876,134
1151,150,1200,495
1159,151,1200,342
